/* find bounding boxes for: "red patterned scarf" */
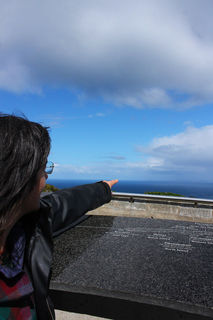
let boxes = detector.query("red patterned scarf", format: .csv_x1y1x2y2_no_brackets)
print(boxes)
0,222,36,319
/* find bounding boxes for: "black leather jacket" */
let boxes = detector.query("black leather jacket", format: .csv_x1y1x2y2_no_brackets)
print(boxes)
23,182,111,319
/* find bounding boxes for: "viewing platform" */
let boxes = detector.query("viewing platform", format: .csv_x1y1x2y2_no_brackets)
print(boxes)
49,192,213,320
89,192,213,223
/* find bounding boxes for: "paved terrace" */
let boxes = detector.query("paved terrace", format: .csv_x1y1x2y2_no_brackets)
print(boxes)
52,192,213,319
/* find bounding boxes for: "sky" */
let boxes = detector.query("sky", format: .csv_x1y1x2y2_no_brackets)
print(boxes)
1,0,213,182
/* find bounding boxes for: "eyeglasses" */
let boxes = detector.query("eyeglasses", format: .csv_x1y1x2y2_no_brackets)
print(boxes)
45,161,54,175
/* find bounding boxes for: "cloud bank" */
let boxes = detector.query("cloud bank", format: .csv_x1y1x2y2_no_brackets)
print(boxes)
1,0,213,108
53,125,213,181
136,125,213,180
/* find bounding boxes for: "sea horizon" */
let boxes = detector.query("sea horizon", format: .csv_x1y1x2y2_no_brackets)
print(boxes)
48,179,213,200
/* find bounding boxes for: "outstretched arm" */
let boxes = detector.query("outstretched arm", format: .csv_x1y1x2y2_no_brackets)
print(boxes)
41,180,118,237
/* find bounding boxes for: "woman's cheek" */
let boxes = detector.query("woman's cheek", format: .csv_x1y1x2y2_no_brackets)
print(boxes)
39,175,47,193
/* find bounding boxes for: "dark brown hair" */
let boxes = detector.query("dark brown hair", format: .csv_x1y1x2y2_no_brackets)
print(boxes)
0,114,51,233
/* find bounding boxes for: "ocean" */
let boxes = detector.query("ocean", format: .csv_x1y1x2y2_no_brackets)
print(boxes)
47,179,213,200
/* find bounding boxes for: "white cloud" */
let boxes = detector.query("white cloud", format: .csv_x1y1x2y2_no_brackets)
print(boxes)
102,152,126,160
136,125,213,180
53,163,98,175
183,121,193,127
1,0,213,108
96,113,105,117
88,112,106,118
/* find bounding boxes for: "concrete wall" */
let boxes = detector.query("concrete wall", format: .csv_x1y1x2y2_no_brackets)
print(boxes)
89,193,213,223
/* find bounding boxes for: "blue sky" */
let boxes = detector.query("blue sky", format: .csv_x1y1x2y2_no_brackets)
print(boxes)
1,0,213,182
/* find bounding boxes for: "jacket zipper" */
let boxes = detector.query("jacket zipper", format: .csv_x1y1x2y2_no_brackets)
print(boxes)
46,298,55,320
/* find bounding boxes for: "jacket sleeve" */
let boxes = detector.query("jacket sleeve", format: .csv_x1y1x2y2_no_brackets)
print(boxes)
40,181,111,237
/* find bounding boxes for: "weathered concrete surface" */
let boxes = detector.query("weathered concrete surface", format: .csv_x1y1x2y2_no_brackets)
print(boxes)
56,310,110,320
89,194,213,223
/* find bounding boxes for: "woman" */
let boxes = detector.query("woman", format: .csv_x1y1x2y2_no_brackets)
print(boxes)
0,114,118,319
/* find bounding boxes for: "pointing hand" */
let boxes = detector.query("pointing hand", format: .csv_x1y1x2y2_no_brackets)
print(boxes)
103,179,119,189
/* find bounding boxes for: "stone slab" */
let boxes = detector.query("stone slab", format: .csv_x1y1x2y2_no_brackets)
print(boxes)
51,216,213,318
